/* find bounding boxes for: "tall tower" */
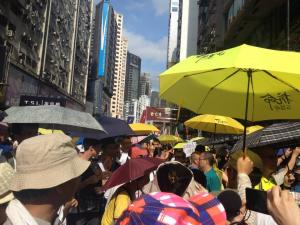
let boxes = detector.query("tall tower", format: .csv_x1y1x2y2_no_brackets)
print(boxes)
110,13,127,119
166,0,180,68
88,0,117,116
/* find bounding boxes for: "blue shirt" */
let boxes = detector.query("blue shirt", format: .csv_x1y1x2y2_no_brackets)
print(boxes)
204,168,221,192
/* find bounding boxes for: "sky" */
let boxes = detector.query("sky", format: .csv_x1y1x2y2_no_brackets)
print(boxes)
95,0,169,91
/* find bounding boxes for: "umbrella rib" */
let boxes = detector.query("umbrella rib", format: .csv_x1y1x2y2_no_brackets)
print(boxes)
196,69,241,113
262,70,300,92
183,68,226,78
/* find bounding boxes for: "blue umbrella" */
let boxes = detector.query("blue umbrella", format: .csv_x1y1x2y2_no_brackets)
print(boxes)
71,116,135,140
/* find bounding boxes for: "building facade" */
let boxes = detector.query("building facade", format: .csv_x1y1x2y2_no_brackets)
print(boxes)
138,72,151,98
88,0,117,116
124,52,141,102
166,0,180,68
197,0,224,54
223,0,300,51
124,99,138,123
177,0,199,61
197,0,300,53
0,0,93,110
110,13,127,119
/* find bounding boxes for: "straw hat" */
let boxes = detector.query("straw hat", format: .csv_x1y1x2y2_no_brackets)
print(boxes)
229,149,263,172
0,162,14,204
10,134,90,191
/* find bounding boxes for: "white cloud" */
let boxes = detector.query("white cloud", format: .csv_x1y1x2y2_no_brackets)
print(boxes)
152,0,169,16
125,2,147,11
123,29,167,64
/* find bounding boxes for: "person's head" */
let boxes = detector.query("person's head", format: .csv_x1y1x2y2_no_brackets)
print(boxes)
121,136,132,153
153,147,163,158
174,150,187,165
151,139,161,150
217,190,245,225
102,138,120,159
82,138,102,159
195,144,206,153
11,123,39,143
10,134,90,220
252,146,277,178
157,162,193,197
0,162,15,224
99,153,113,171
191,152,201,168
199,152,214,172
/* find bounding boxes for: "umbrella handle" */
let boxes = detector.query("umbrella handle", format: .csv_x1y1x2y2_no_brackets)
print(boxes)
242,70,252,154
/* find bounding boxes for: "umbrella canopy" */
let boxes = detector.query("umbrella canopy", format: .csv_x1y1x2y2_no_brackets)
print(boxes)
102,157,163,190
184,114,244,135
129,123,159,135
160,44,300,121
158,135,183,144
174,142,186,149
117,192,226,225
71,116,135,140
189,137,204,143
247,125,264,134
160,44,300,151
231,122,300,151
116,192,202,225
3,106,106,135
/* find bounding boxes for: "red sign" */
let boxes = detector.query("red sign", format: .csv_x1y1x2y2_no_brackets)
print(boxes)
144,107,174,122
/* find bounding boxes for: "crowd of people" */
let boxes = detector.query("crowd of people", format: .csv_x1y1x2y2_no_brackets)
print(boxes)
0,122,300,225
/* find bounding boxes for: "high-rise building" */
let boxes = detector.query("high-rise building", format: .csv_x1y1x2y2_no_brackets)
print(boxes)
177,0,199,61
124,52,141,102
88,0,117,116
0,0,93,110
167,0,180,68
197,0,224,54
139,72,151,98
110,13,127,119
124,99,138,123
137,95,150,121
150,91,160,107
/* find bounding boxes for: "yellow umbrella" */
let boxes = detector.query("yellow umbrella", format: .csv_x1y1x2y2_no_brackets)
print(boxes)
38,128,64,135
247,125,264,134
173,142,186,149
184,114,244,135
129,123,159,135
160,44,300,150
190,137,204,142
158,135,183,144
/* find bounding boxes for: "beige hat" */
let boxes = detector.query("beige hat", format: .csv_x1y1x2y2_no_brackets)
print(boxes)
0,162,14,204
10,134,90,191
229,149,263,172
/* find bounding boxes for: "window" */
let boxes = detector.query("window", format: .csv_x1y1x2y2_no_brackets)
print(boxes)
172,7,178,12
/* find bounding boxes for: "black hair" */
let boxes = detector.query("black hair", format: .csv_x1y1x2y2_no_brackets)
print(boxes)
153,147,163,158
14,189,53,203
195,144,206,153
83,138,101,150
249,167,263,187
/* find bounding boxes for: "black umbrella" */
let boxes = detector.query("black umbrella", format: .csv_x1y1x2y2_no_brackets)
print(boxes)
71,116,135,140
231,122,300,152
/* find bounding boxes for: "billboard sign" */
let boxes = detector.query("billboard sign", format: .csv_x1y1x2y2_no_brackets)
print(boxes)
19,95,66,107
98,1,110,77
144,107,176,122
